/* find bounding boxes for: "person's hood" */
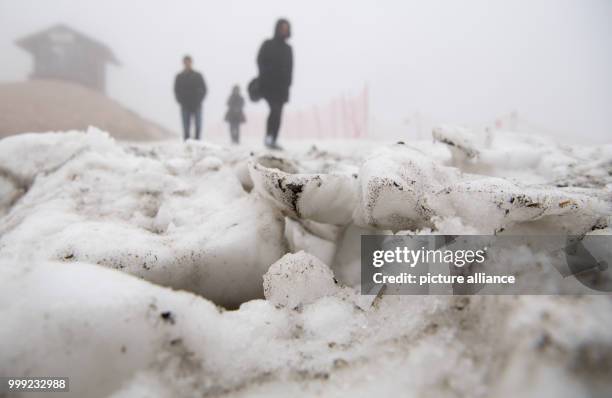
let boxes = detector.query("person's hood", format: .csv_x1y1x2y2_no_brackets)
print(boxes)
274,18,291,40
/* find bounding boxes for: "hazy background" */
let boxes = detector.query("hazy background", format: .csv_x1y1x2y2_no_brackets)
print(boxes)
1,0,610,143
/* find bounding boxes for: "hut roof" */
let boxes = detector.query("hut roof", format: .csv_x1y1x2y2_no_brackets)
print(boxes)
15,24,120,65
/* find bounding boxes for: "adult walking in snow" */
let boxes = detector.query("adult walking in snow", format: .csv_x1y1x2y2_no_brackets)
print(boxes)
174,55,207,140
225,85,246,144
256,19,293,150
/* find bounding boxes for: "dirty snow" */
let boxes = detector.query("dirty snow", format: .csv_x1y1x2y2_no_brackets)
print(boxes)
1,128,611,397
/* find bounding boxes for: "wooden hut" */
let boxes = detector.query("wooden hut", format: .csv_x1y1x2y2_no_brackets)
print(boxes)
16,24,119,94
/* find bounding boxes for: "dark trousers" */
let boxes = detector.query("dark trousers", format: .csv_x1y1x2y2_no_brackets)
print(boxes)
229,123,240,144
265,100,284,144
181,107,202,140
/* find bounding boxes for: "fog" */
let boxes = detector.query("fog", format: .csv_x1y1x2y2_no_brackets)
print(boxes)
1,0,610,143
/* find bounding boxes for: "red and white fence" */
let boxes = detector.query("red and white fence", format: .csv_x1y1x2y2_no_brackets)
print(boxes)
207,85,369,142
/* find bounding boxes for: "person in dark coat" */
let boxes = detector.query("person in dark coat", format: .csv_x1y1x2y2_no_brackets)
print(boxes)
174,55,207,140
225,85,246,144
257,19,293,149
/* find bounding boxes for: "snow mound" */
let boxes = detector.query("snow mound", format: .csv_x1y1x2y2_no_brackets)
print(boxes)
434,125,612,188
1,128,612,397
3,259,612,397
354,143,609,233
0,129,286,307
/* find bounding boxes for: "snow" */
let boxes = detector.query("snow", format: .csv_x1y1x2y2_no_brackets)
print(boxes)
249,154,359,225
1,128,611,397
355,143,609,233
263,251,345,309
433,125,612,188
0,128,287,307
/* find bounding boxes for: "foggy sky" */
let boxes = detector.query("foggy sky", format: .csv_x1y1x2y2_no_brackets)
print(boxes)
1,0,610,143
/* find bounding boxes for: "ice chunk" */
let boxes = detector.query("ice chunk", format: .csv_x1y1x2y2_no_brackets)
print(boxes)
433,125,480,160
355,144,610,233
249,155,358,225
354,144,460,230
434,126,612,188
263,251,341,309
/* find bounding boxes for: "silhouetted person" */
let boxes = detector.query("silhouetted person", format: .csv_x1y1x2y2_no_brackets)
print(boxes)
257,19,293,149
174,55,207,140
225,85,246,144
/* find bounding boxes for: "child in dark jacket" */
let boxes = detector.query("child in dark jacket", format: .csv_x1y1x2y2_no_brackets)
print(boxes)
225,85,246,144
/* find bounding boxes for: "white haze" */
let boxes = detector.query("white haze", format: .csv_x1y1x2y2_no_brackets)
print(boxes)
0,0,610,143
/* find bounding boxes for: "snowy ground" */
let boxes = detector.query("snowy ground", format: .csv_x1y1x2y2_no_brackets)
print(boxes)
1,127,611,397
